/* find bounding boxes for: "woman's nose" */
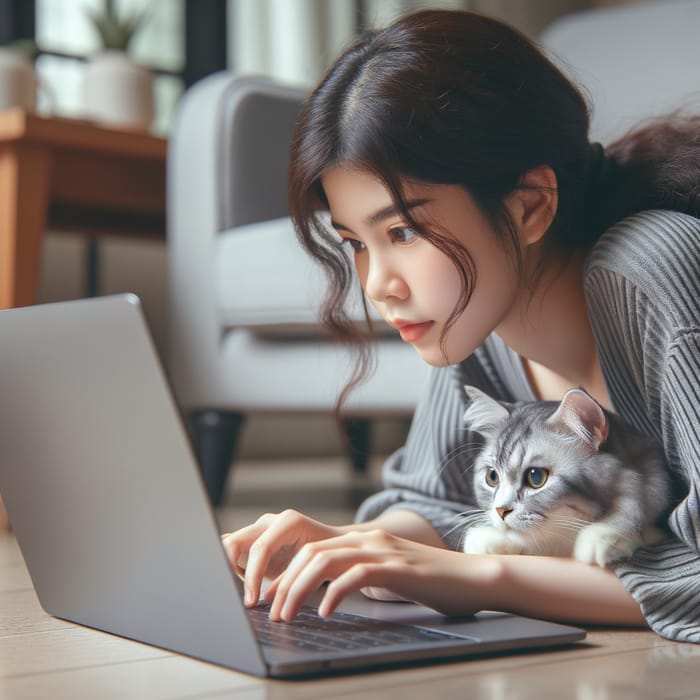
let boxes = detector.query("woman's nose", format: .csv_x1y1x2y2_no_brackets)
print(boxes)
363,253,409,302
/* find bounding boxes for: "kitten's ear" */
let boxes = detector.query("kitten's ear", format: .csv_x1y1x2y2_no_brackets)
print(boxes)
547,387,609,450
463,386,509,435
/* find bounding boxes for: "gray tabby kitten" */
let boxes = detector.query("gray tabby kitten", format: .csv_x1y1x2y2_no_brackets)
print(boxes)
462,386,670,567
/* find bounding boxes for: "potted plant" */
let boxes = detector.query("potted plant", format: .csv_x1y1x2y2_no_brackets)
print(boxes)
81,6,154,130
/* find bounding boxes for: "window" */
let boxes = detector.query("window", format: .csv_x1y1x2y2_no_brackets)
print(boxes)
33,0,185,134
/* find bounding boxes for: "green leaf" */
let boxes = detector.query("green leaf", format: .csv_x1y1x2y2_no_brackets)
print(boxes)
86,5,149,51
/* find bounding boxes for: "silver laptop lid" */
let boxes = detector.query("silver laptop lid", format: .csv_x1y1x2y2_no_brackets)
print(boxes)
0,295,266,675
0,295,586,678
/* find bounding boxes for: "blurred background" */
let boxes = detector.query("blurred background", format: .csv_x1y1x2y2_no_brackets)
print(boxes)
1,0,642,461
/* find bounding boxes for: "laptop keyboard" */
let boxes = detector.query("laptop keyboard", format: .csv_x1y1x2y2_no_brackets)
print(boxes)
248,604,465,653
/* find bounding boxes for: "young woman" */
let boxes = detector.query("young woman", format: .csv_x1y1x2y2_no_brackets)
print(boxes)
222,9,700,642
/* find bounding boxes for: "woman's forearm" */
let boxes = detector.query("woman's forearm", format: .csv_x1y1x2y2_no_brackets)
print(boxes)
490,554,647,627
414,549,648,626
341,511,646,627
340,509,447,548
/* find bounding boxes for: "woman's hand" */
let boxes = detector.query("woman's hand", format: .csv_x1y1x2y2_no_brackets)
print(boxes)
224,512,645,628
263,528,491,621
220,509,346,606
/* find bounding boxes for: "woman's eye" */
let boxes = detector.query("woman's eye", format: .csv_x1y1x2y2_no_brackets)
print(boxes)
485,468,499,487
342,238,366,252
388,226,418,244
525,467,549,489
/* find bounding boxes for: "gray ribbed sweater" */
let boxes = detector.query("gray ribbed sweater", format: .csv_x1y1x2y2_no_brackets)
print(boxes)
357,209,700,643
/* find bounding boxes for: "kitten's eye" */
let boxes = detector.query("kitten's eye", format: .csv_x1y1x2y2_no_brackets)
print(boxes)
485,468,500,487
388,226,418,244
526,467,549,489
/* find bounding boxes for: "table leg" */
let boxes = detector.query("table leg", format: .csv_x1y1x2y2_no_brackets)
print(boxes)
86,238,100,297
0,495,9,532
0,145,52,309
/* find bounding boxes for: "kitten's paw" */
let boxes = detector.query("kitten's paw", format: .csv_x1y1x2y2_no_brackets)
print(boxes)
574,523,637,567
462,526,524,555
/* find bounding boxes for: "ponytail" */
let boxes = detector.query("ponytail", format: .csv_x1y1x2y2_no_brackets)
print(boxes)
591,113,700,236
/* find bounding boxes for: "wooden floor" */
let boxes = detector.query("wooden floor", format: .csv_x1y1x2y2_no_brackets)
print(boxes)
2,457,700,699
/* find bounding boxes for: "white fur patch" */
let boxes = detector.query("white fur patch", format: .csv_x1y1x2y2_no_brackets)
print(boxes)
462,526,526,555
574,522,638,567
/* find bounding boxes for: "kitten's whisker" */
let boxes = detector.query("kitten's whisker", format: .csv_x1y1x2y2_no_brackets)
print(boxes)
548,515,592,529
446,510,489,547
547,518,585,529
445,510,488,533
545,515,593,538
437,442,481,477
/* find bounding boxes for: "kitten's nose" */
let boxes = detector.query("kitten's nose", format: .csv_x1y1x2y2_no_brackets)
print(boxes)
496,507,513,521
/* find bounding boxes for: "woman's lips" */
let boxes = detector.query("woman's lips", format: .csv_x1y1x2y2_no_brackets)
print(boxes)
396,321,435,343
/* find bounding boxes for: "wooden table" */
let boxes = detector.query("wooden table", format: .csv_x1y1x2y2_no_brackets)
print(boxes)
2,531,700,699
0,108,166,310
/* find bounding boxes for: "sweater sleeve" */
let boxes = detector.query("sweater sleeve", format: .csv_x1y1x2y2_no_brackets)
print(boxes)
585,211,700,643
356,357,498,550
615,330,700,643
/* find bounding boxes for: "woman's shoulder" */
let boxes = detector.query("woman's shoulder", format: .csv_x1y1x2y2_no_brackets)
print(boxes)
584,209,700,324
586,209,700,275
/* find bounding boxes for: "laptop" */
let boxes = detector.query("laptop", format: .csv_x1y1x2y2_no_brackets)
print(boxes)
0,295,585,677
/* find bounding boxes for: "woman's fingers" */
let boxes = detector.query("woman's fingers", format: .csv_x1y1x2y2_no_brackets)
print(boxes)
267,530,402,620
271,545,382,621
221,525,259,578
226,523,481,622
222,518,436,622
241,513,302,605
221,510,341,607
220,515,287,604
262,571,284,603
360,586,412,603
320,563,395,617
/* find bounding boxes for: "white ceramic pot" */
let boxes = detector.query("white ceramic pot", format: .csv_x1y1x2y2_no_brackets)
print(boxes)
82,50,154,130
0,47,37,111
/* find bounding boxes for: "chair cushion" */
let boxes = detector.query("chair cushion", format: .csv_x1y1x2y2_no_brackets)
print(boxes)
216,217,388,336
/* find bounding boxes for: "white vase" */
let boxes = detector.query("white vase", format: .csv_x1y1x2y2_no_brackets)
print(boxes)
0,47,37,111
82,50,154,131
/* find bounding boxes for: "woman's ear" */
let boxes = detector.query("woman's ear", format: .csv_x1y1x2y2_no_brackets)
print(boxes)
504,166,558,248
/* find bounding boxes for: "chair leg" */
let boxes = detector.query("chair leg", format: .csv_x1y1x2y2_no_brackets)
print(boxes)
342,418,372,475
191,410,245,506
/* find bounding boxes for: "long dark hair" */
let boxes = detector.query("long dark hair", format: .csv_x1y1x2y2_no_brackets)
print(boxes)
287,9,700,406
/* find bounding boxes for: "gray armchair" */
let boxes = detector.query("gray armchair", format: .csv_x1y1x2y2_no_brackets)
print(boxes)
540,0,700,143
166,73,429,504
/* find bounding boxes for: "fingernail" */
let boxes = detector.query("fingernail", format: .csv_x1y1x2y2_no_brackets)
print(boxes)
244,587,253,606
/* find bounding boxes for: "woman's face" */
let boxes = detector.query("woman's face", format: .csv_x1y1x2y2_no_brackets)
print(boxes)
321,167,522,366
